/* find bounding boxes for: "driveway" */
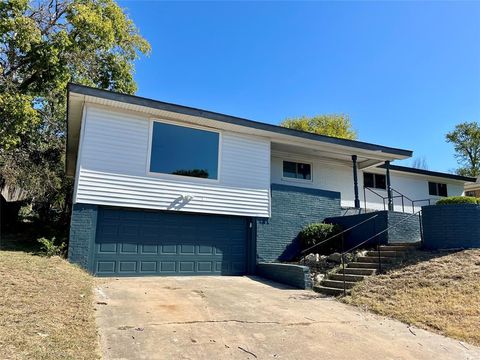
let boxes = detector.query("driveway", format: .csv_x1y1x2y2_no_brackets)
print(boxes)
95,276,480,360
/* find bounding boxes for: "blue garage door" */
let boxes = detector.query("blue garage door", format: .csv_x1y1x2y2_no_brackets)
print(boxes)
94,207,248,276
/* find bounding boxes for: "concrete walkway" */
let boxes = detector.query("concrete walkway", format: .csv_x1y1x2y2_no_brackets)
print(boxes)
94,276,480,360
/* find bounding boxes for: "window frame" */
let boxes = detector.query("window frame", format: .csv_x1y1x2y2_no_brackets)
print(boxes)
281,160,313,183
428,181,448,197
146,118,222,183
363,172,387,190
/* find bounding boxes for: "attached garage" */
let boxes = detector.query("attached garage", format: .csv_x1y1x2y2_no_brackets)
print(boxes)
92,207,251,276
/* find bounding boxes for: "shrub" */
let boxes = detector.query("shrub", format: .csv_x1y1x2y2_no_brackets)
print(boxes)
436,196,480,205
299,223,343,252
37,236,66,257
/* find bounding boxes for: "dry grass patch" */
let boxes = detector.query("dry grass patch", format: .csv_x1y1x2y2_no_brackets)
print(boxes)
0,250,100,360
344,249,480,346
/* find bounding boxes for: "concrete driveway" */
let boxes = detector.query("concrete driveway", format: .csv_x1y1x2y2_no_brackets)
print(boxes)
94,276,479,360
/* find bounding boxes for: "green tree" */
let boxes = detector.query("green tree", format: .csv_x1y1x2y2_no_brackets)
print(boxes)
0,0,150,223
446,122,480,177
280,114,357,140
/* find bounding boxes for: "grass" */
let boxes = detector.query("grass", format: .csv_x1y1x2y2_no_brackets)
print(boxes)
344,249,480,346
0,234,100,360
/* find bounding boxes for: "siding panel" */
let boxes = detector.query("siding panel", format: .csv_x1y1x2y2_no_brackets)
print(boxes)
75,106,271,217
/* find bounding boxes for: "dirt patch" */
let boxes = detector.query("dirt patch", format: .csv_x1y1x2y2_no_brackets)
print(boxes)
0,250,100,359
344,249,480,346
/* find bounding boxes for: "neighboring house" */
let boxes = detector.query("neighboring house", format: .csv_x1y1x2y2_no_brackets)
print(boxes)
465,176,480,198
66,84,475,276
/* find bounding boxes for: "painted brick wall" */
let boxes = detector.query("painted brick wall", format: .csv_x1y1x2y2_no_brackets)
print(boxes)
68,203,98,272
325,210,421,250
422,204,480,249
256,184,341,262
325,212,388,250
388,211,421,244
256,262,312,289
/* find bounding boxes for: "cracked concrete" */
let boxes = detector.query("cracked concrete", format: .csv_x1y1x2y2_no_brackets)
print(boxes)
95,276,480,360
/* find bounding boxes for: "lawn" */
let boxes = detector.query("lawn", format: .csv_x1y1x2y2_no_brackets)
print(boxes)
344,249,480,346
0,237,100,359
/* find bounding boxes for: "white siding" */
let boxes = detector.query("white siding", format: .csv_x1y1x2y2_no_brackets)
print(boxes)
75,106,271,217
271,155,465,213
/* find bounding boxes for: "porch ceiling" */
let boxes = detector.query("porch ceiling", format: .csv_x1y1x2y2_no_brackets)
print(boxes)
271,142,387,169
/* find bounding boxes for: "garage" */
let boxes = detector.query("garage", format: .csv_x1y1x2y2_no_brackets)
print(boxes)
93,207,249,276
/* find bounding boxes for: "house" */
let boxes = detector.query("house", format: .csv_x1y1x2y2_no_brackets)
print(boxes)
66,84,475,276
465,176,480,198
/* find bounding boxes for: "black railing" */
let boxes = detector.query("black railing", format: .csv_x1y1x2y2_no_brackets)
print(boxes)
301,215,379,266
338,209,423,296
363,186,432,214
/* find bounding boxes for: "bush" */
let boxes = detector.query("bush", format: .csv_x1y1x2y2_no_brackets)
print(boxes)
299,223,343,252
436,196,480,205
37,236,66,257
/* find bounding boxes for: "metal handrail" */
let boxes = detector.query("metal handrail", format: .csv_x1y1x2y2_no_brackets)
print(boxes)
301,215,379,263
339,209,423,296
364,186,433,214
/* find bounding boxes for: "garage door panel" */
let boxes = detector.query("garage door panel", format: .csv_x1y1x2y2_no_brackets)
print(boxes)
94,208,248,276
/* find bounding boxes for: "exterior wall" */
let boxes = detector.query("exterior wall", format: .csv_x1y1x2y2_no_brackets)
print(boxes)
74,105,271,217
325,211,421,250
422,204,480,250
271,155,465,213
256,263,312,289
256,184,341,262
68,203,98,271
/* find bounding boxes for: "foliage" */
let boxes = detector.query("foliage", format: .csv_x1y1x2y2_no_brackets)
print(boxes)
299,223,343,250
37,236,66,257
280,114,357,140
0,0,150,224
446,122,480,177
436,196,480,205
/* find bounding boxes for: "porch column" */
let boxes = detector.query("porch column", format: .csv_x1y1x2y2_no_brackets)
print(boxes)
351,155,360,209
385,160,394,211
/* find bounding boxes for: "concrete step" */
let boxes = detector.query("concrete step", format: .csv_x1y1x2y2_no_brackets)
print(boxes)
313,285,349,296
329,273,365,282
347,262,381,269
365,250,404,258
357,256,394,263
339,268,377,276
385,242,420,249
321,279,357,289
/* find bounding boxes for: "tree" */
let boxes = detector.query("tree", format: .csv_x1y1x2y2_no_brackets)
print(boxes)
280,114,357,140
0,0,150,223
411,156,428,170
446,122,480,177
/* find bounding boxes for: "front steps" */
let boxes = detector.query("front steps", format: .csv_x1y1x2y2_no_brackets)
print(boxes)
313,243,419,296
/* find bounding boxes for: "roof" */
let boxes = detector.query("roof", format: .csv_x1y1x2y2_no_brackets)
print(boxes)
378,164,476,182
66,83,413,177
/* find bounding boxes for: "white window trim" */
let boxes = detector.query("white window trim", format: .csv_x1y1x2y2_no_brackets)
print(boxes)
146,118,222,184
281,159,313,183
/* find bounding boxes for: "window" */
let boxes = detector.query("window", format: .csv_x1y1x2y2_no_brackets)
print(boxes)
149,121,219,180
428,182,448,197
282,161,312,180
363,173,386,190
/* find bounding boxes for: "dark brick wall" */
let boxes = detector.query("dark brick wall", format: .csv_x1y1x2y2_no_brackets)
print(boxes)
68,203,98,272
325,212,388,250
422,204,480,250
325,210,421,250
388,211,421,244
256,184,341,262
256,262,312,289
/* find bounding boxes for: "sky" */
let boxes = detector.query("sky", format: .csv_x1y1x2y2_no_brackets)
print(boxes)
118,1,480,173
